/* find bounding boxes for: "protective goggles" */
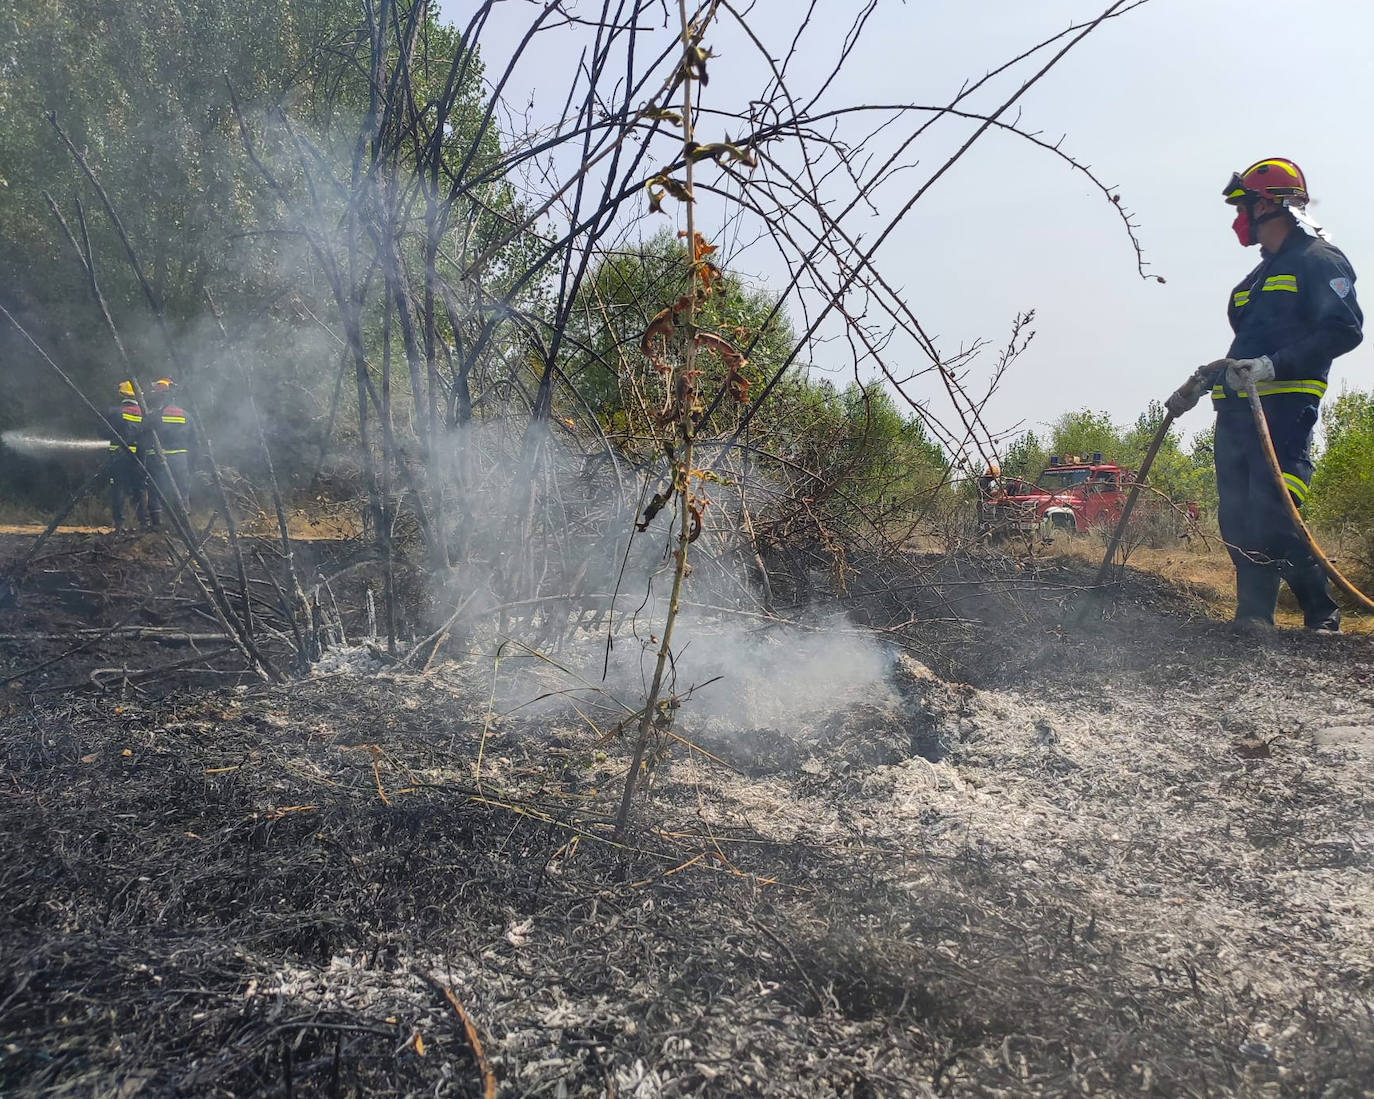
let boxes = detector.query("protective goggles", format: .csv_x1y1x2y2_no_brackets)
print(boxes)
1222,171,1250,205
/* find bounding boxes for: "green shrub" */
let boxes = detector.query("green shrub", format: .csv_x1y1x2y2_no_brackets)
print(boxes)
1309,391,1374,571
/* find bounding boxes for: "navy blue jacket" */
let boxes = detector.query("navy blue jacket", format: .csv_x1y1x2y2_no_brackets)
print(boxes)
106,400,143,454
1212,228,1362,413
149,402,192,456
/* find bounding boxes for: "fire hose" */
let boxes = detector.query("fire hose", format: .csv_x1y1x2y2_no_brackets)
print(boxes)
1089,365,1374,613
1241,382,1374,611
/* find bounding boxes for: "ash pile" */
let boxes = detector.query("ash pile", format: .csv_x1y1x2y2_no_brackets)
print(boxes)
498,613,969,774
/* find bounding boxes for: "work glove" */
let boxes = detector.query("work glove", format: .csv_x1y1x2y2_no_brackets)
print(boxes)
1200,358,1234,383
1164,382,1202,418
1224,355,1275,393
1164,361,1228,418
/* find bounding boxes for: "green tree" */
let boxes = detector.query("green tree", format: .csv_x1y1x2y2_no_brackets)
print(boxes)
569,231,948,516
1309,391,1374,566
0,0,368,446
0,0,527,488
1001,429,1048,481
568,229,795,430
834,384,948,507
1048,409,1123,465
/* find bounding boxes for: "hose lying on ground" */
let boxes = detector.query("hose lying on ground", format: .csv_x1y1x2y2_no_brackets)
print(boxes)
1244,386,1374,612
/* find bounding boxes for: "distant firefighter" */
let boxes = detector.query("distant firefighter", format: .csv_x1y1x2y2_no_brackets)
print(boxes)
146,377,192,527
106,381,146,533
974,462,1001,536
976,462,1001,498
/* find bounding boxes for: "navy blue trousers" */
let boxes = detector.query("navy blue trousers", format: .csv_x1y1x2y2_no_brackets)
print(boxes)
148,453,190,523
1213,401,1338,627
109,454,147,530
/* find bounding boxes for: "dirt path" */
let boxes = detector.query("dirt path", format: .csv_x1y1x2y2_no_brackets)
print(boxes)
0,523,120,535
0,517,360,538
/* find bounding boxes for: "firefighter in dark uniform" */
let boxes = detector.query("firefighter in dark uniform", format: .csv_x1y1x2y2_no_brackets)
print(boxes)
145,377,192,527
1167,158,1363,631
106,380,147,532
975,462,1001,536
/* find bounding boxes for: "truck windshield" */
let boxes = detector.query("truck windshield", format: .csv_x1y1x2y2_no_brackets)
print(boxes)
1036,468,1090,490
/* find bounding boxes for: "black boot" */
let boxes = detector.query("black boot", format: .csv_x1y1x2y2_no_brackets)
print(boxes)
1286,561,1340,632
1233,560,1280,628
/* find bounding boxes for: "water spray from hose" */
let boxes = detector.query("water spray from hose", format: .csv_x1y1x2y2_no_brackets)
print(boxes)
2,430,109,454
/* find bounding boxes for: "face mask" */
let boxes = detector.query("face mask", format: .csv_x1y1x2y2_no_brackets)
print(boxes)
1232,206,1256,247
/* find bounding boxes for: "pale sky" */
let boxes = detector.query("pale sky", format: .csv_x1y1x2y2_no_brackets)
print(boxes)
442,0,1374,448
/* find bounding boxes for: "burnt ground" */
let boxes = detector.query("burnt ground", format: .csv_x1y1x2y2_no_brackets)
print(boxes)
1,533,1372,1097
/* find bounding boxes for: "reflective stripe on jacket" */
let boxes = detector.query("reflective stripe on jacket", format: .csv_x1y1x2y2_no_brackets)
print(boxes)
107,401,143,452
151,404,192,455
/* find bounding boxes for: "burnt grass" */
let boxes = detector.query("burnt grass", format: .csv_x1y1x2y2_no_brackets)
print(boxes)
2,534,1373,1096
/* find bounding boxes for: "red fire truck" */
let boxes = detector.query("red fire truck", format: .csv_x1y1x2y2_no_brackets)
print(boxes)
976,453,1196,538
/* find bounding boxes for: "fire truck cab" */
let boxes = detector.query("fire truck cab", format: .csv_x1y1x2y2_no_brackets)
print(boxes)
978,452,1134,537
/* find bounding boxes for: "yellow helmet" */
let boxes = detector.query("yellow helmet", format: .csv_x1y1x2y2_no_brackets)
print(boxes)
153,377,174,390
118,381,135,398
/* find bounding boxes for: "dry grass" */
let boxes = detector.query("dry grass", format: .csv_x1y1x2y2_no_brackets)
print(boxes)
0,495,113,532
0,507,362,541
236,508,364,541
1043,530,1374,635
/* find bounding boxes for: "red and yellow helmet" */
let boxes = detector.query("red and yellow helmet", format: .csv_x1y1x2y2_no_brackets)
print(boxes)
153,377,174,391
1223,158,1309,207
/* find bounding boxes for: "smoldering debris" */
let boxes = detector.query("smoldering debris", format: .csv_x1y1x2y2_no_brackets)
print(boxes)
490,612,898,726
3,532,1373,1099
310,642,392,677
616,613,896,727
481,614,977,781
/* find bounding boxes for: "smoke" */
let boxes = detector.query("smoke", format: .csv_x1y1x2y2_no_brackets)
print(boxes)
488,610,897,751
628,613,895,728
2,2,902,749
407,410,894,737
